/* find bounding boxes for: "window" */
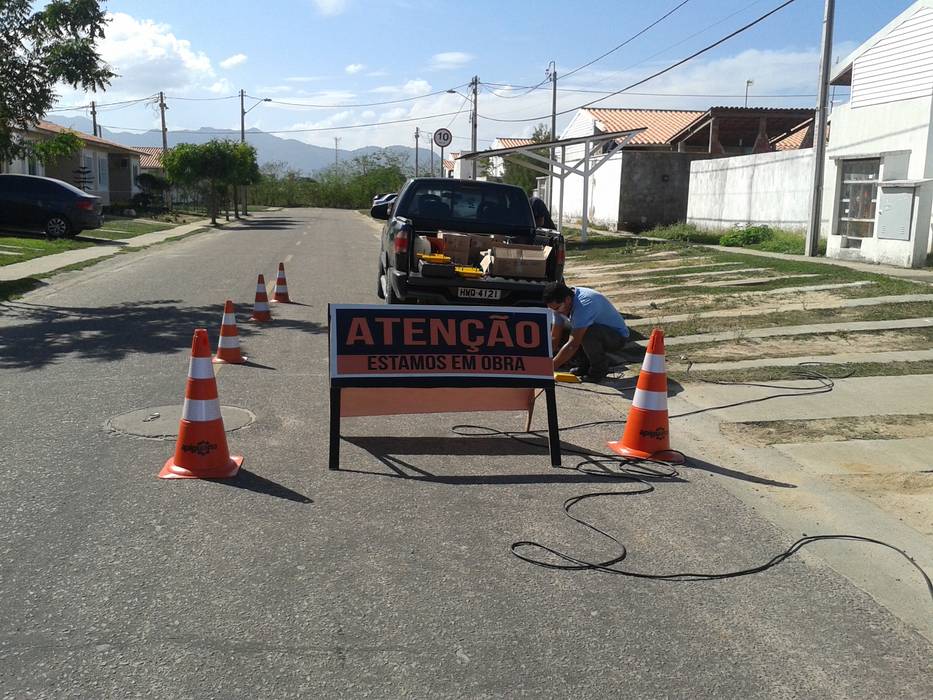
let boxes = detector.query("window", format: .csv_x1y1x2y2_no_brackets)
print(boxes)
836,158,880,238
98,156,108,187
27,158,38,176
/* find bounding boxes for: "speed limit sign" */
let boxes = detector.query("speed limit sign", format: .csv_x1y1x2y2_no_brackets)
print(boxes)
433,128,453,148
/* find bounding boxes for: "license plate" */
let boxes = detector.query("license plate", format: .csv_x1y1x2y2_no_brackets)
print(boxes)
457,287,502,300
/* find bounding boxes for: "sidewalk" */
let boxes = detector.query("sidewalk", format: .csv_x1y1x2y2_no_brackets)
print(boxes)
0,219,213,282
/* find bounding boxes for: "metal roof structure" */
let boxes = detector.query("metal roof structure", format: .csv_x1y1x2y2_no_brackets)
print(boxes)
458,127,646,242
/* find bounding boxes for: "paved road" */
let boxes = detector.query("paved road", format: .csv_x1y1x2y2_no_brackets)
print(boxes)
1,209,930,698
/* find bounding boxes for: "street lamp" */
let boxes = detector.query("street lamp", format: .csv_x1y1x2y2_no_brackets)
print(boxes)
239,94,270,216
447,77,479,178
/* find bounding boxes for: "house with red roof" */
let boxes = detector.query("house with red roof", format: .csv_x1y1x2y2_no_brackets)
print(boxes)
2,121,146,207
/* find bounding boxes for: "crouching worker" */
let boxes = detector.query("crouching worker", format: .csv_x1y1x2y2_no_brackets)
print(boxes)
543,281,630,382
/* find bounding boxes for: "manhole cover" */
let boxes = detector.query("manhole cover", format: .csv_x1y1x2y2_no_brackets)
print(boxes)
107,405,255,439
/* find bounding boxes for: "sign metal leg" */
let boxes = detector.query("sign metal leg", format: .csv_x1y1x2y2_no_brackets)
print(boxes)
329,386,341,470
544,384,561,467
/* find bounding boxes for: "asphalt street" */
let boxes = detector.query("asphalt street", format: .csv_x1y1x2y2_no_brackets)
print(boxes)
1,209,931,698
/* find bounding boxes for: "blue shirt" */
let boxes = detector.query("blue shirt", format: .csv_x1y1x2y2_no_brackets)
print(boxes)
570,287,629,338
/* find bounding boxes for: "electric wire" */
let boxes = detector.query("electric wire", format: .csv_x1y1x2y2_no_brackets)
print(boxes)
452,362,932,604
478,0,799,124
247,83,469,109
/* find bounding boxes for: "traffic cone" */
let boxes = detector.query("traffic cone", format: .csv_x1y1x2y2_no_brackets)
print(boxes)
251,273,272,322
213,300,247,364
608,328,684,464
271,262,291,303
159,328,243,479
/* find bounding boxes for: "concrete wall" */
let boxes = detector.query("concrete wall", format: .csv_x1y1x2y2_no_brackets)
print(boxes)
823,94,933,268
687,149,815,231
621,151,705,231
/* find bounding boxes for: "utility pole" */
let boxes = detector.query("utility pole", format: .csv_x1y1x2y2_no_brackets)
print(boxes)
91,101,99,137
744,79,754,108
547,61,557,210
469,75,478,179
334,137,341,168
430,134,435,177
414,127,420,176
806,0,835,257
240,89,246,143
159,91,170,208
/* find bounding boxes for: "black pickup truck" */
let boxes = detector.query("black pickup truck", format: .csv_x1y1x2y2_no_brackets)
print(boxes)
372,178,565,306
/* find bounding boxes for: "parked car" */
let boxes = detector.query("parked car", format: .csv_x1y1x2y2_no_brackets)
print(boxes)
372,178,565,306
0,174,102,238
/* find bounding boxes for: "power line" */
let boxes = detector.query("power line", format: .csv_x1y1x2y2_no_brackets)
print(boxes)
166,94,239,101
45,94,158,112
487,84,819,98
100,109,465,135
561,0,693,81
477,0,799,124
247,83,469,109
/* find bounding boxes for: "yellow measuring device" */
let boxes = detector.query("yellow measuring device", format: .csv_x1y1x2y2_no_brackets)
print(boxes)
554,371,581,383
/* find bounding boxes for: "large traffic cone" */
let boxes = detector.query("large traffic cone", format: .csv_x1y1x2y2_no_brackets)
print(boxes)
213,300,247,364
251,273,272,322
159,329,243,479
608,329,684,464
271,262,291,303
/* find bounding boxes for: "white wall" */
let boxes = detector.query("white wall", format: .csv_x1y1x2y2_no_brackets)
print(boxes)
554,110,623,229
822,95,933,268
687,149,815,231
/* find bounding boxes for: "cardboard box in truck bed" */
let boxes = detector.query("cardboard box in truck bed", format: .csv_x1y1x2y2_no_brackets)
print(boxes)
480,243,552,279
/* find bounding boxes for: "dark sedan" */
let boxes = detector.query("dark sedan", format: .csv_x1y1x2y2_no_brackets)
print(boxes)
0,174,102,238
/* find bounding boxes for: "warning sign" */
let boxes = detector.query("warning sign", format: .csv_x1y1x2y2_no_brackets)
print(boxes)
329,304,553,380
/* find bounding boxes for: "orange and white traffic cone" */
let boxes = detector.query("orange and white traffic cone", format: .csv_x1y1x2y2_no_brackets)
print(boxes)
251,273,272,322
271,262,291,303
608,328,684,464
159,328,243,479
213,300,247,364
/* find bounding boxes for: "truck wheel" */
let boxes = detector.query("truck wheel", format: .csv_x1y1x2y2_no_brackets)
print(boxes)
376,261,386,299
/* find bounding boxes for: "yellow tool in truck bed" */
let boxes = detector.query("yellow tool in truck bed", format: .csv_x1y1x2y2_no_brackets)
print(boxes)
417,253,452,264
554,371,581,383
454,265,484,279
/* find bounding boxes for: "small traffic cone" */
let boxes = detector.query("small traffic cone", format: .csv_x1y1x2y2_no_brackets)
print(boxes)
608,328,684,464
251,273,272,322
159,328,243,479
213,300,247,364
271,262,291,303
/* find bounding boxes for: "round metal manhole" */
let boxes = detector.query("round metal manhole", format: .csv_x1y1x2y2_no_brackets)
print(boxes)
106,405,256,440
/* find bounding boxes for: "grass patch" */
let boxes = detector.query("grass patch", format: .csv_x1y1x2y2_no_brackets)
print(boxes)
645,222,722,245
675,359,933,384
657,301,933,337
0,235,94,267
0,277,45,301
94,218,176,239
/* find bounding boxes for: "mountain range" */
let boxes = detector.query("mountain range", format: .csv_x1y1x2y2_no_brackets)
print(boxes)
47,116,437,176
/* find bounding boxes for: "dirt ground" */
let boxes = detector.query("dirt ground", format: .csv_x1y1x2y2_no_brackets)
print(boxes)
720,414,933,446
826,472,933,535
673,329,933,363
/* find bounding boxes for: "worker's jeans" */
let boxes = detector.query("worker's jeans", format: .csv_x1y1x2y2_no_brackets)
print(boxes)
575,324,629,378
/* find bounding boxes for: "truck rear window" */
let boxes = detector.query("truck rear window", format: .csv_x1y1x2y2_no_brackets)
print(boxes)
399,181,534,228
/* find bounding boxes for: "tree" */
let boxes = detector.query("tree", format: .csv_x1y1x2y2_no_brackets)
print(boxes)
163,140,239,225
30,129,83,166
502,123,551,195
230,142,260,217
1,0,113,164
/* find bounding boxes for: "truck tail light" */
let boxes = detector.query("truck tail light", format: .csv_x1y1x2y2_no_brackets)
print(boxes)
76,199,95,211
394,225,411,254
556,245,565,266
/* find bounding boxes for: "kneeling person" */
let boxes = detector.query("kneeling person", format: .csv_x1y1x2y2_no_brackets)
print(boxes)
544,281,629,382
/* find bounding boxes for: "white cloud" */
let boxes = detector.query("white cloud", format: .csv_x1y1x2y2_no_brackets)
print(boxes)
285,76,326,83
219,53,248,69
371,79,432,96
312,0,348,16
62,12,221,99
429,52,473,71
345,63,366,75
257,85,295,94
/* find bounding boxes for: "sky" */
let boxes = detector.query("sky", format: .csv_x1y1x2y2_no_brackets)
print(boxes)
48,0,917,151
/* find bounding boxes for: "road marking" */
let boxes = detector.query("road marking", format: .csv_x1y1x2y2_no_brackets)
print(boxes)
284,254,293,263
296,240,302,246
